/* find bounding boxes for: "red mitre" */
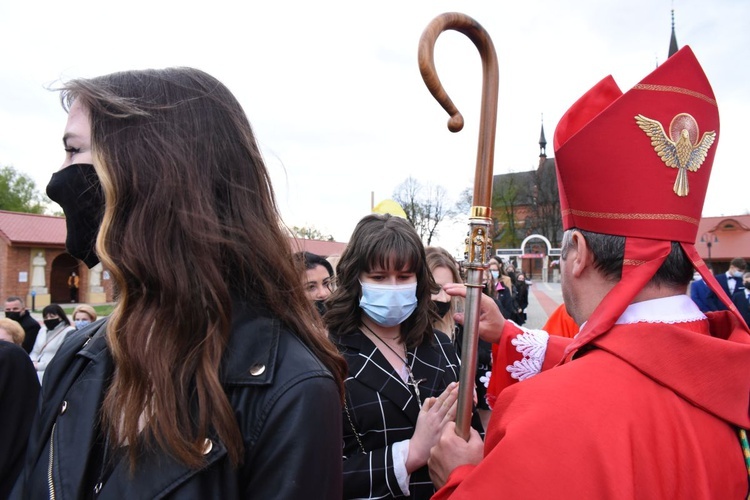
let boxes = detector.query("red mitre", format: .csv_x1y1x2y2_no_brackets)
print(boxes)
552,46,748,362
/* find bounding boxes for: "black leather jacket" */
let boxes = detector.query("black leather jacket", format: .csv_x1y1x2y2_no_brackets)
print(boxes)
12,307,342,499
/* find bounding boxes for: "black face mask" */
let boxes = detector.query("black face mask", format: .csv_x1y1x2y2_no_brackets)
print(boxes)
44,318,62,331
46,164,104,268
5,311,22,322
314,300,327,316
433,300,451,318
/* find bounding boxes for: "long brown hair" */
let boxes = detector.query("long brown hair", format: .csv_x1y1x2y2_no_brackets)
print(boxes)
61,68,346,469
425,246,463,335
325,214,438,348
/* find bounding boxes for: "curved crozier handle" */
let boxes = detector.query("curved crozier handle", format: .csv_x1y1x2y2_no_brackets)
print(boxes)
418,12,499,208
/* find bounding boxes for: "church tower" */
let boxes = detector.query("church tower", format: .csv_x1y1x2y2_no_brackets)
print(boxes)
668,8,679,58
538,116,547,169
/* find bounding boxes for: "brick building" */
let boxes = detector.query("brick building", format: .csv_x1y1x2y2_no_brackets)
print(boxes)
1,210,348,309
0,211,114,309
695,215,750,273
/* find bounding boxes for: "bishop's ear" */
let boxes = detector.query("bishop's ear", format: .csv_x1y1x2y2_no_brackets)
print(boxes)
566,231,593,279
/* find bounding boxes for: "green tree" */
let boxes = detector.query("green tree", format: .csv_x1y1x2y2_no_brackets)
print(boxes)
492,174,523,248
0,165,47,214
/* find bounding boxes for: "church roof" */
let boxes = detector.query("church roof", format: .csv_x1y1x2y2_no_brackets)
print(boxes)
695,215,750,261
0,210,349,258
0,210,66,246
289,238,347,257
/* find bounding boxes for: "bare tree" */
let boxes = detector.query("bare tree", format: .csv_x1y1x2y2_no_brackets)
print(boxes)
455,186,472,216
392,177,455,245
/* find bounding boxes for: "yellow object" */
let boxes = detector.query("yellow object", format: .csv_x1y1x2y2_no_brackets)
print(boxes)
372,199,407,219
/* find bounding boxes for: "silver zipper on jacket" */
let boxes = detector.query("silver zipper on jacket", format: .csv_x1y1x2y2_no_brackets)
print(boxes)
48,423,57,500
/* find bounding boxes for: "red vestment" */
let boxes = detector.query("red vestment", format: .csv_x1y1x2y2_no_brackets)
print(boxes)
434,302,750,499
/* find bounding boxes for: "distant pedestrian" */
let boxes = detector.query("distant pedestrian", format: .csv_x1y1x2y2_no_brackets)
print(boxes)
4,296,40,354
67,271,80,303
705,257,746,312
28,304,75,384
72,304,97,330
514,271,529,324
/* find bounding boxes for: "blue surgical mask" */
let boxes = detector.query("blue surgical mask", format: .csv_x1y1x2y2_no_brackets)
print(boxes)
491,270,499,279
359,281,418,327
75,319,91,329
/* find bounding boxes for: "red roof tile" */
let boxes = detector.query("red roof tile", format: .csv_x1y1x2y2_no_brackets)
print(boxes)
289,238,347,257
0,210,351,257
0,210,66,246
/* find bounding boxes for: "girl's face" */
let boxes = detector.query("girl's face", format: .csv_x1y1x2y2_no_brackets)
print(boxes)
61,99,93,169
43,313,60,321
359,261,416,287
74,312,93,322
430,266,454,302
304,265,333,302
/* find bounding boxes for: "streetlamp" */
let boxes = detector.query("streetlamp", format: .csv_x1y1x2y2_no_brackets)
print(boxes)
700,232,718,271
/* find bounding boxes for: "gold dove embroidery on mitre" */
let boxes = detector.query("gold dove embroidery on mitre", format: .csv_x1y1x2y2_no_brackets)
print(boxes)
635,113,716,197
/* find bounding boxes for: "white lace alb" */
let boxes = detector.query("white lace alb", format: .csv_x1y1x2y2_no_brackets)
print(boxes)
506,328,549,381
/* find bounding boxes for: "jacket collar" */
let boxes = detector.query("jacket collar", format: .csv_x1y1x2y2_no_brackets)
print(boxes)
220,308,280,386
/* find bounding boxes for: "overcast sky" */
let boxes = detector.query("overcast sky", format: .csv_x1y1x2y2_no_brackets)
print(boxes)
1,0,747,256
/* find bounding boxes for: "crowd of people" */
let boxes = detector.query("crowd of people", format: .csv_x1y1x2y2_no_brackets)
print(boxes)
1,44,748,499
690,257,750,325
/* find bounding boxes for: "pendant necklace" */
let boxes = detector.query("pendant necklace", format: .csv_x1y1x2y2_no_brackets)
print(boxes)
361,323,426,408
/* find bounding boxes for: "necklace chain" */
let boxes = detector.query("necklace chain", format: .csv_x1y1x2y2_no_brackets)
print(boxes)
361,323,408,364
361,323,425,408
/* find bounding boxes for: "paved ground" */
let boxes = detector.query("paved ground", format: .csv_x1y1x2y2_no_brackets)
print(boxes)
522,280,563,330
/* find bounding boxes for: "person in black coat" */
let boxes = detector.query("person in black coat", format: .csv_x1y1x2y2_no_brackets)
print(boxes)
514,272,530,324
0,339,39,499
326,215,482,499
12,68,346,499
705,257,747,312
731,272,750,327
4,296,41,354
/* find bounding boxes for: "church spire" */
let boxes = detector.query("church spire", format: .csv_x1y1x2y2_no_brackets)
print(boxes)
668,8,679,58
539,114,547,159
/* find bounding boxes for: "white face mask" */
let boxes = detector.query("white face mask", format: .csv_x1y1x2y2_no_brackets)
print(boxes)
359,282,418,327
75,319,91,329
